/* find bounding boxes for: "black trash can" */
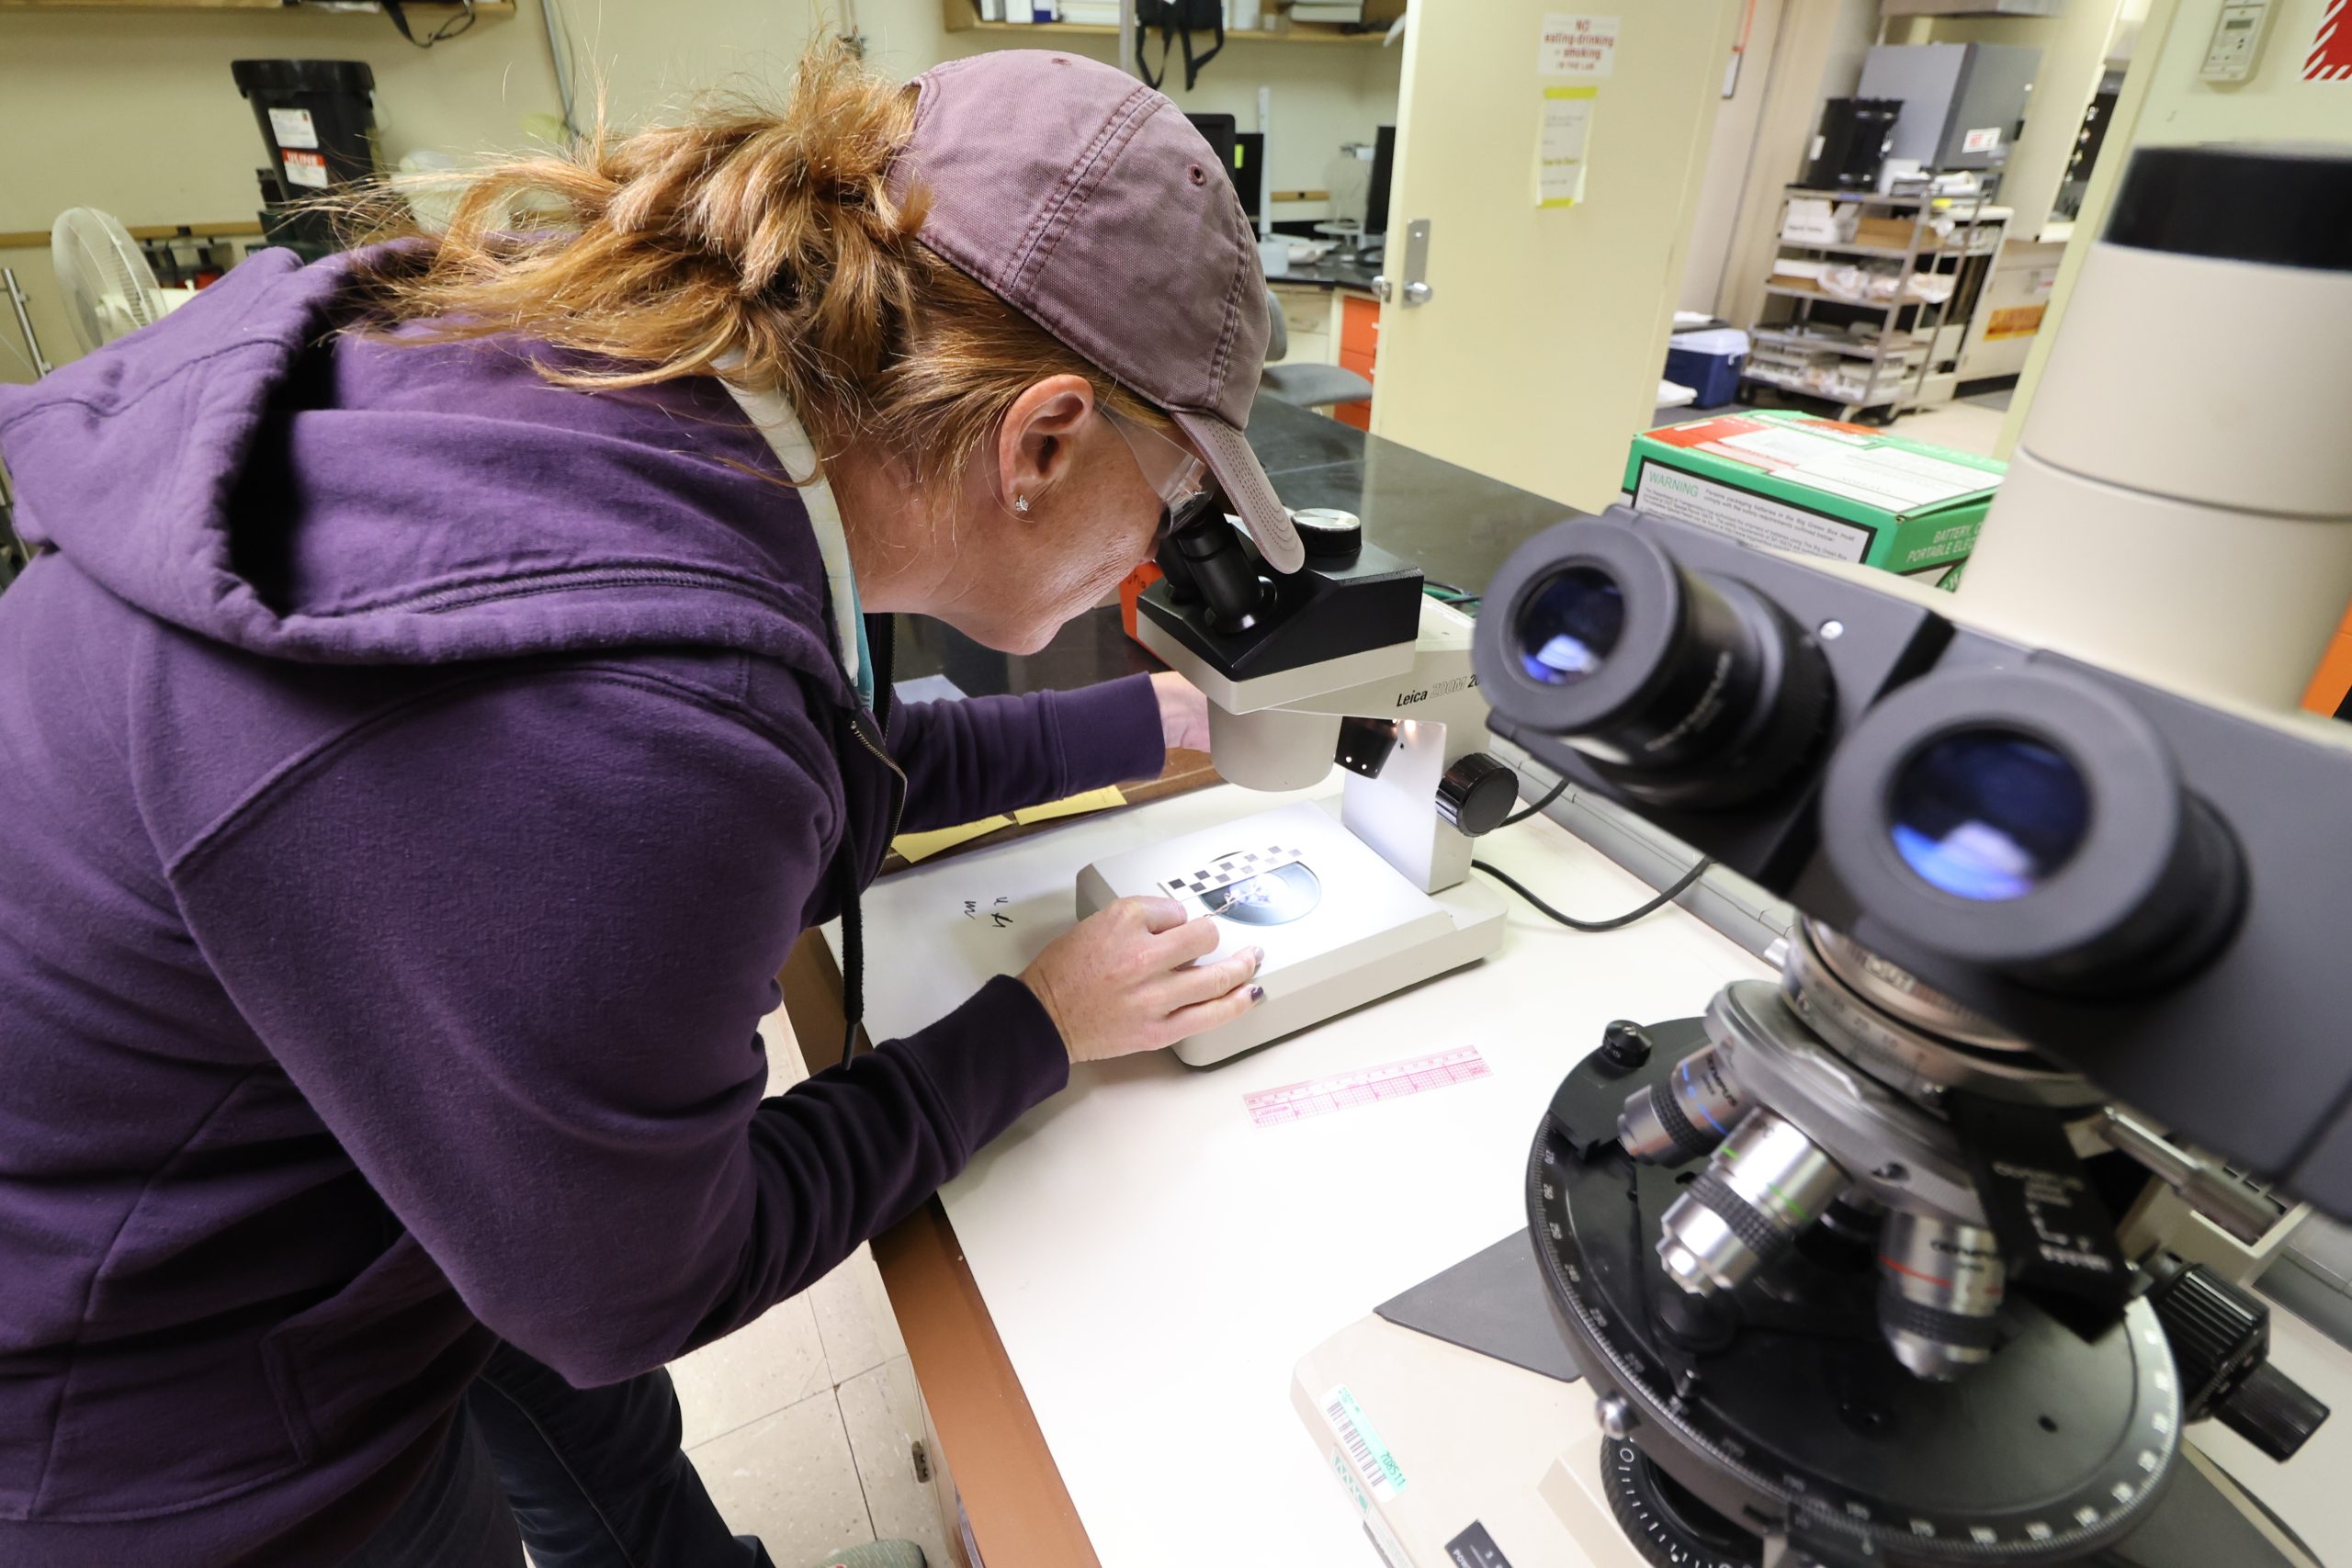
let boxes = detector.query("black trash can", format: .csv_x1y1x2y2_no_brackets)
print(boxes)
232,59,379,197
232,59,379,259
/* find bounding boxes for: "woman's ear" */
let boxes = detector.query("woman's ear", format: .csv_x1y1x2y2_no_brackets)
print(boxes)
997,375,1097,517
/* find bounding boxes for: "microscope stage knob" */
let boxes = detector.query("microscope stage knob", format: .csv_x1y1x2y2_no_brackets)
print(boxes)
1437,752,1520,836
2146,1257,2331,1460
2216,1359,2331,1461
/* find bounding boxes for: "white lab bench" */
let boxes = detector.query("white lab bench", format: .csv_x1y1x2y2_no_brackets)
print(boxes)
808,776,1770,1565
796,776,2352,1568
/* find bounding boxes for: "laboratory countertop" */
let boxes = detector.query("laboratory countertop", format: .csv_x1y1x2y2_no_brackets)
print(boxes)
820,778,1777,1568
1263,252,1386,292
888,395,1576,696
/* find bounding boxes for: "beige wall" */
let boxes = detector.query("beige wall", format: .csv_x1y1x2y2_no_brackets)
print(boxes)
0,2,568,379
1680,0,1791,316
0,0,1399,383
1998,0,2352,453
1900,0,2144,243
575,7,1403,217
1712,0,1883,331
2128,0,2352,138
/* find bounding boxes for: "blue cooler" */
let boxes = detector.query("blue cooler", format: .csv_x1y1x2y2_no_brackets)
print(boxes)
1664,328,1750,408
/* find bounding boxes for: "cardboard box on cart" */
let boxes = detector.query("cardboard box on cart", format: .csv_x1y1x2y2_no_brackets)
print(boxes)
1622,410,2003,590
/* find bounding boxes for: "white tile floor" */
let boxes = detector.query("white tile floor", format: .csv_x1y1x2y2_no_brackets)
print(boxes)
1883,394,2009,458
663,1009,952,1568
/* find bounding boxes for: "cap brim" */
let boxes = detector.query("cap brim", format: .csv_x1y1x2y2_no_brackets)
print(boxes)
1172,410,1304,573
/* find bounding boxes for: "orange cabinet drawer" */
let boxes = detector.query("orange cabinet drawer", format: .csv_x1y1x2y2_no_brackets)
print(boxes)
1340,294,1382,361
2303,628,2352,716
1338,346,1377,383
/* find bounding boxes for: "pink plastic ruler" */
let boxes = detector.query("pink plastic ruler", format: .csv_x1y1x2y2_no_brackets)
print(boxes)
1244,1045,1492,1128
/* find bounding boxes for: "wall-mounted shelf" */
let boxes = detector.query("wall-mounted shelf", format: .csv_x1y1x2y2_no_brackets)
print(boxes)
1750,328,1892,361
1761,282,1924,312
0,0,504,11
1783,187,1942,207
1777,240,1919,262
1749,181,1995,423
944,5,1388,45
0,219,263,249
1740,366,1903,408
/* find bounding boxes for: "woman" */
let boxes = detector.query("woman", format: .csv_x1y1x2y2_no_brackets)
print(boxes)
0,46,1304,1568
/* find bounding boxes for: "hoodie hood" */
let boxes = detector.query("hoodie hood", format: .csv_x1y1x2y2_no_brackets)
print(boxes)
0,247,845,686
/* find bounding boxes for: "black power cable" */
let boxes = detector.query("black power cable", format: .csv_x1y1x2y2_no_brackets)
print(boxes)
1499,774,1568,829
382,0,478,48
1474,856,1714,933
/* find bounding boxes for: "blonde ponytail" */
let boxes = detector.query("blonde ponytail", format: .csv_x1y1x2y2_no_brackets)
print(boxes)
342,44,1169,496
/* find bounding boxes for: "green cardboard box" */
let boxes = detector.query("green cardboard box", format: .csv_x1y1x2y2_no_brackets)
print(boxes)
1622,410,2004,590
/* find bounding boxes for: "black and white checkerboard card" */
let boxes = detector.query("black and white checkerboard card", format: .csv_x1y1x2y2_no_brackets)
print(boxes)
1158,844,1304,903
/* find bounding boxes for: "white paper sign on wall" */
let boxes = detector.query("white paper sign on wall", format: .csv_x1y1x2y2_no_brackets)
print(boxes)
1539,13,1620,78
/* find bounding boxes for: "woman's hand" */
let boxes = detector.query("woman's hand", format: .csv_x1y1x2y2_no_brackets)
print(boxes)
1020,896,1263,1063
1150,671,1213,754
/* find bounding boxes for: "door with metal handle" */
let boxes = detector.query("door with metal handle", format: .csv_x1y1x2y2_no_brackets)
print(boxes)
1370,219,1435,308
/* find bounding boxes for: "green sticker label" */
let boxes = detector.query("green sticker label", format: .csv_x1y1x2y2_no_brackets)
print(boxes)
1323,1383,1408,1500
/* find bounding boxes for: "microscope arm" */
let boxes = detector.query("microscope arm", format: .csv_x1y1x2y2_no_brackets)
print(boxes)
1195,599,1505,896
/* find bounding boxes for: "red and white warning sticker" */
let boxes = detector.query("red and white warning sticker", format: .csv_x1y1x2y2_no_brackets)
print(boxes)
282,149,330,189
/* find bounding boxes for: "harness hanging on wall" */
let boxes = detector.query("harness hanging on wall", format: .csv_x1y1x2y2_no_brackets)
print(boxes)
1136,0,1226,90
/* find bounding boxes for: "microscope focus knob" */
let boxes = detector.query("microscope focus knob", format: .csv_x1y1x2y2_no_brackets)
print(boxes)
1290,507,1363,561
1437,752,1520,836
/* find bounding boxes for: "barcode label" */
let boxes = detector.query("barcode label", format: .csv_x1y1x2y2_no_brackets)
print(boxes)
1245,1046,1490,1127
1324,1383,1407,1501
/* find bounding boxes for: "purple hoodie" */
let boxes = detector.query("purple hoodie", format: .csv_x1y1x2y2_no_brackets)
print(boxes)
0,249,1164,1568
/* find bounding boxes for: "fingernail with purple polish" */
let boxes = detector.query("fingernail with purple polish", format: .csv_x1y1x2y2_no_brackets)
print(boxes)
1249,985,1266,1003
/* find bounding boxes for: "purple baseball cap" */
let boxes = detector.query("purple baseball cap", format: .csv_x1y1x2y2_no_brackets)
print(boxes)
894,51,1305,573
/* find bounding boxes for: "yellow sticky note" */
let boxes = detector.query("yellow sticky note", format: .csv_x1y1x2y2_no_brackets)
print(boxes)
1012,784,1129,826
891,815,1014,863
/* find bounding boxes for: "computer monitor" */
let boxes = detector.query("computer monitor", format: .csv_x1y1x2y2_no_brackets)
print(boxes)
1185,115,1261,223
1232,132,1264,222
1184,114,1237,177
1365,124,1396,243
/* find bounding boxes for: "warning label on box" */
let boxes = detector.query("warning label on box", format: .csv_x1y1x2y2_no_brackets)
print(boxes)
282,148,330,189
1633,461,1874,563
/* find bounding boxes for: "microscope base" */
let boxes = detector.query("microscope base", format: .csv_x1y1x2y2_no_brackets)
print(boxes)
1293,1291,2324,1567
1074,799,1508,1067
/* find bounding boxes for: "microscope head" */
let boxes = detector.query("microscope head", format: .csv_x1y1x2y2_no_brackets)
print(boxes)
1476,144,2352,1219
1137,508,1427,788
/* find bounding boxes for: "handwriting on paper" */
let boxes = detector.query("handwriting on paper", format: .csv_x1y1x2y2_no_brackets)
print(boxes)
962,896,1015,929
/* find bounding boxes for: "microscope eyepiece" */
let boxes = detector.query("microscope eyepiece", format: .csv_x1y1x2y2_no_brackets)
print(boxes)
1887,729,2091,903
1512,566,1624,687
1478,520,1833,809
1160,509,1275,634
1822,667,2246,992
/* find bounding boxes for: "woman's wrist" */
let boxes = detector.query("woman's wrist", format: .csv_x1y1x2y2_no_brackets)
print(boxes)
1150,671,1212,753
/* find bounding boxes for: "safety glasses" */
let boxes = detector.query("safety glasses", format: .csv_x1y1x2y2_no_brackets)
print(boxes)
1103,408,1216,543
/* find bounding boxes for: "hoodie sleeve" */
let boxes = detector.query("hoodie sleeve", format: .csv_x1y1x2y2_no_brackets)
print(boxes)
166,662,1069,1387
886,673,1168,832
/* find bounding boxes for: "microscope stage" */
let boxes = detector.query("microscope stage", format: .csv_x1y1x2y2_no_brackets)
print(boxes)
1077,800,1507,1066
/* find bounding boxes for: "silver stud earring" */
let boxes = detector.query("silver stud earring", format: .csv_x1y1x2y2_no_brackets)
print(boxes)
1014,495,1032,514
